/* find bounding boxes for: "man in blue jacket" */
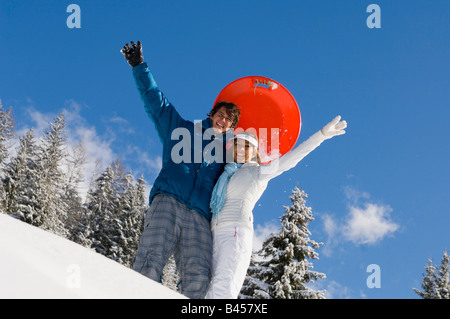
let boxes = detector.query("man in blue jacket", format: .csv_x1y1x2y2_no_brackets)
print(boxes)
121,41,240,298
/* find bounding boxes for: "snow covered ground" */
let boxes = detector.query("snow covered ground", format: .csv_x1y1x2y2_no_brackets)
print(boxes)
0,213,186,299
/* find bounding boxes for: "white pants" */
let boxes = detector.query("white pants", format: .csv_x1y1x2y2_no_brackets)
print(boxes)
205,224,253,299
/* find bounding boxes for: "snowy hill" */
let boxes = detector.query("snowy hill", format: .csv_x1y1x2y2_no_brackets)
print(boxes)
0,213,186,299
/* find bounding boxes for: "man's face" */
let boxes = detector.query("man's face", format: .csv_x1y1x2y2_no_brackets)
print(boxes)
210,106,233,134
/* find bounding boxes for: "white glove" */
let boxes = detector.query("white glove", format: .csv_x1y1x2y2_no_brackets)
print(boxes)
321,115,347,138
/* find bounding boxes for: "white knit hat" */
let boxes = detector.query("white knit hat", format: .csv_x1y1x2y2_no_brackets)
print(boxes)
235,132,258,148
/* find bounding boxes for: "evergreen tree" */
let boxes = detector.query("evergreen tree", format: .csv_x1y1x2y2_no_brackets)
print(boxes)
162,255,180,292
77,161,147,267
0,99,15,165
414,250,450,299
242,187,326,299
239,254,271,299
63,141,87,234
117,173,146,267
83,164,122,261
38,113,69,237
3,129,43,224
0,99,15,211
69,204,93,249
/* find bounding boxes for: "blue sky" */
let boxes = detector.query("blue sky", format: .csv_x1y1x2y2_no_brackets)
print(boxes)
1,0,449,298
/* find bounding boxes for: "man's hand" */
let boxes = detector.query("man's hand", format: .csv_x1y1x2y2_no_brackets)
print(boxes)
321,115,347,138
121,41,144,67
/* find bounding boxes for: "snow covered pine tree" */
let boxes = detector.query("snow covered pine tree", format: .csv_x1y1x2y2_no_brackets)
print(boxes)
2,129,42,225
38,113,70,237
73,161,146,267
2,112,80,235
0,99,15,165
0,99,15,212
414,250,450,299
241,187,326,299
162,255,180,292
118,173,146,267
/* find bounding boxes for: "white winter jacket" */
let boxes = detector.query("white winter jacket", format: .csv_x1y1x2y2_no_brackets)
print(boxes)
211,131,328,231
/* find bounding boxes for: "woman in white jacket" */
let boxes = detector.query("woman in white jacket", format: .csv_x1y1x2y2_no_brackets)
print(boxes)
205,116,347,299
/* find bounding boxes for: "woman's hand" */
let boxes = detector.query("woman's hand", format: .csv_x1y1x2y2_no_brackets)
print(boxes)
321,115,347,138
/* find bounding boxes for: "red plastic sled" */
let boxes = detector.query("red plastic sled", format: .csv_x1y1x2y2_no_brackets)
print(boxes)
214,76,301,164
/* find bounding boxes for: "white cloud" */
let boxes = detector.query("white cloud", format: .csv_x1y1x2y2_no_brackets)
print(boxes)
343,203,398,245
124,144,162,172
343,186,370,205
323,280,352,299
323,214,338,239
107,116,136,135
322,187,399,249
321,214,339,257
64,100,116,165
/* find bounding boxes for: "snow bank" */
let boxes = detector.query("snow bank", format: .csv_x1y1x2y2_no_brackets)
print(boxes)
0,213,186,299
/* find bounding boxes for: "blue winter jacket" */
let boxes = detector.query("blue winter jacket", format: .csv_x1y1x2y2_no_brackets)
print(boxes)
133,63,232,221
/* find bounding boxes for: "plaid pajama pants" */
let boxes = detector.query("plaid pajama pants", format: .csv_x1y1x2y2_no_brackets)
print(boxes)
133,194,213,299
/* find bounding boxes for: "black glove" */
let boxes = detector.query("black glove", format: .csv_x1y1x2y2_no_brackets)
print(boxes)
121,41,144,67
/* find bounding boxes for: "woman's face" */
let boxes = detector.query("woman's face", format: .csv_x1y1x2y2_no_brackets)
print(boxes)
234,139,256,163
